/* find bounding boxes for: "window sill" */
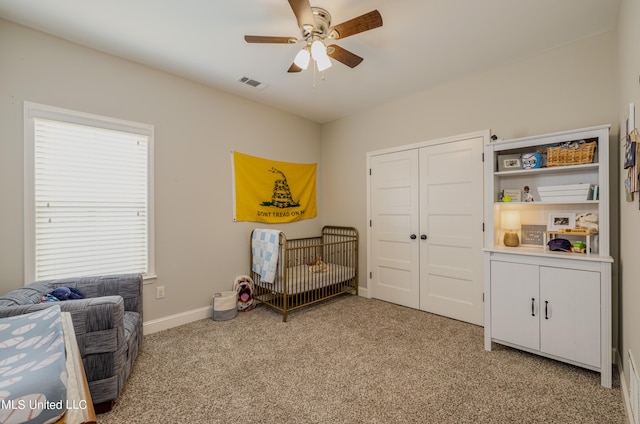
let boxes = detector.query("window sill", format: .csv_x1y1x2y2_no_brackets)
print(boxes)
143,274,158,284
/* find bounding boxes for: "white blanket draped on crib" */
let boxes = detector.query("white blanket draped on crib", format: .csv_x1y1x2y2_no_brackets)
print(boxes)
251,229,280,283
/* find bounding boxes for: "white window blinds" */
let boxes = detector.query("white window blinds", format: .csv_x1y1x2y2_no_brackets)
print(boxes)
25,103,154,282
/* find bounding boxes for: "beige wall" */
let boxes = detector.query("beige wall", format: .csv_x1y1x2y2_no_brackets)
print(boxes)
617,0,640,399
321,31,618,292
0,19,322,322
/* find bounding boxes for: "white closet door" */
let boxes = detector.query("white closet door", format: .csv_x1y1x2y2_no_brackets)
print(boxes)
370,150,420,308
418,136,484,325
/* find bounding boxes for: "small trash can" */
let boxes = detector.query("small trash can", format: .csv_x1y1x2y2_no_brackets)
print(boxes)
212,291,237,321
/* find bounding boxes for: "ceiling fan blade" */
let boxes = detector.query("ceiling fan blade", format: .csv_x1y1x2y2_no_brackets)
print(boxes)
329,10,383,39
244,35,297,44
327,45,364,68
288,0,316,30
288,62,303,73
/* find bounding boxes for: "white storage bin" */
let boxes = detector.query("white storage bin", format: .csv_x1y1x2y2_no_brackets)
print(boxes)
212,291,238,321
537,183,592,202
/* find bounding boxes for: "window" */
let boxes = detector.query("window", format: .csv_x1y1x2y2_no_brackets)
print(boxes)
24,102,154,282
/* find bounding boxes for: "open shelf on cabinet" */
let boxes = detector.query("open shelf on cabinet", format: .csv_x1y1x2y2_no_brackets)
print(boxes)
483,245,613,262
494,163,599,177
494,200,599,206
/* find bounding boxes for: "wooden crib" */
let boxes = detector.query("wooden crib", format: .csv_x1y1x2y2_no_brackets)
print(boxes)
250,226,358,321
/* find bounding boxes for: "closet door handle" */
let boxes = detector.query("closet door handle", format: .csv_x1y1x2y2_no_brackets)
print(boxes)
420,234,427,240
544,301,549,320
531,298,535,316
410,234,417,240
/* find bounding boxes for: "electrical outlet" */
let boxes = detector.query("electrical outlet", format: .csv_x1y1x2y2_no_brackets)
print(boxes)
156,286,165,299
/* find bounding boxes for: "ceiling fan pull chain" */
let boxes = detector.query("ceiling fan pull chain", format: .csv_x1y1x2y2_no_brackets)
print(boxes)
313,62,317,89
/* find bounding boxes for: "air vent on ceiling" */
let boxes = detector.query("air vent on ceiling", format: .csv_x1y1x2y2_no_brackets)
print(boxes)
237,76,268,90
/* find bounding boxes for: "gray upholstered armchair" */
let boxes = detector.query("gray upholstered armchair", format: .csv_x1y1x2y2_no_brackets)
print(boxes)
0,273,143,412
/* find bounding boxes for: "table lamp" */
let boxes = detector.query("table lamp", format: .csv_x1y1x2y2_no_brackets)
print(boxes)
502,210,521,247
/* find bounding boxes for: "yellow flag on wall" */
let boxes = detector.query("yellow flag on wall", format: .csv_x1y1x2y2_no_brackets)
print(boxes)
232,151,317,223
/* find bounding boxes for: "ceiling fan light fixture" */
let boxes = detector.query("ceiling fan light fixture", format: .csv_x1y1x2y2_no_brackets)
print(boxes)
311,39,331,71
315,53,332,72
311,39,327,61
293,47,310,70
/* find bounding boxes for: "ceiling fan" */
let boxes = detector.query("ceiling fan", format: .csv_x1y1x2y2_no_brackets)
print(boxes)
244,0,383,73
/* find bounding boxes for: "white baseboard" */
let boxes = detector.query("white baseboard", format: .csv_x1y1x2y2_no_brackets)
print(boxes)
618,350,636,424
143,305,212,335
144,288,368,335
358,286,369,298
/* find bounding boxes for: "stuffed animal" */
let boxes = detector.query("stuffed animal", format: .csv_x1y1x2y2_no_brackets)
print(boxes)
233,275,255,312
40,293,60,303
576,212,599,233
49,286,85,301
308,255,328,272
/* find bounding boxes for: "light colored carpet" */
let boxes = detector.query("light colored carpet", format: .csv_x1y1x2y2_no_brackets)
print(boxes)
100,295,627,423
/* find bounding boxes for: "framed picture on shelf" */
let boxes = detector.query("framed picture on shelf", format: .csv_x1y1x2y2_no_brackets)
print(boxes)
497,154,522,171
502,189,522,202
547,213,576,232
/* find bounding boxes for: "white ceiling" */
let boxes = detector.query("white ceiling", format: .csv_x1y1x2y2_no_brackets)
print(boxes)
0,0,621,123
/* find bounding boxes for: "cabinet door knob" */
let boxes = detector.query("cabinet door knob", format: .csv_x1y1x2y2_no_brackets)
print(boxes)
531,298,535,316
421,234,427,240
410,234,417,240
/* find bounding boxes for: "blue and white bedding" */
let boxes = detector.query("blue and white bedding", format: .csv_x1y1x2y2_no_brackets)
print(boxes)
251,229,281,283
0,306,67,424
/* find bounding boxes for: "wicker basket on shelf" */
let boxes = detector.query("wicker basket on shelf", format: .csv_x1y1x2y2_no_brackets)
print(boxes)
546,141,596,167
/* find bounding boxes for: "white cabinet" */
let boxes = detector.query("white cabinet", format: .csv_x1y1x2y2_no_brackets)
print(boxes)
491,260,601,369
483,125,613,388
